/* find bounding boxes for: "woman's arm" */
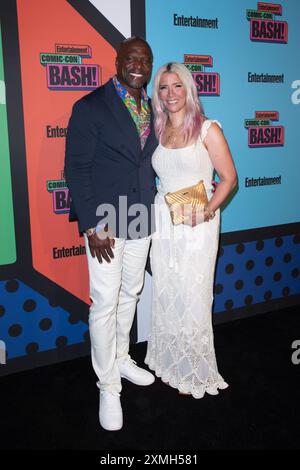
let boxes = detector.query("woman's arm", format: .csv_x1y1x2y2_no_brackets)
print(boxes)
203,122,237,216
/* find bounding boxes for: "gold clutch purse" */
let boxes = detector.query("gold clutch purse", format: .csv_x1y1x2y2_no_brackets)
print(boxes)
164,180,208,225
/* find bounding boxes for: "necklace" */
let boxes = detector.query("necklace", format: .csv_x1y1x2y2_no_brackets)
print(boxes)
165,122,183,145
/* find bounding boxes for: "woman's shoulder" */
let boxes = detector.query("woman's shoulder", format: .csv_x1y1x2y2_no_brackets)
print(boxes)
200,117,222,141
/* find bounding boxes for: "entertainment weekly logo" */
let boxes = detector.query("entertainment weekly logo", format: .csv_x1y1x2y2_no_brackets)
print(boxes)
40,43,101,90
47,170,70,214
183,54,220,96
247,2,288,43
245,111,284,147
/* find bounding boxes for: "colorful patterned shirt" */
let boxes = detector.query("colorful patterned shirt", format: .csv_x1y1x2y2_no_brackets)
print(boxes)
112,76,151,150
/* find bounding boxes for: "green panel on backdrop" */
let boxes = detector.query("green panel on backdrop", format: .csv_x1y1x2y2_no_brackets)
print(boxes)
0,26,16,265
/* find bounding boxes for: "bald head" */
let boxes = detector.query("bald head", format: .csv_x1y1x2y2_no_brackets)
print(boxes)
116,36,153,62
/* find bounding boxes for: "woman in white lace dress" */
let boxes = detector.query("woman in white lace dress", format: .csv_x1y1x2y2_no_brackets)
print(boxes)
145,63,237,398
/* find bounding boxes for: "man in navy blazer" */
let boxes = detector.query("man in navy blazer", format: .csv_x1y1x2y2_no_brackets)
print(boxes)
65,37,157,431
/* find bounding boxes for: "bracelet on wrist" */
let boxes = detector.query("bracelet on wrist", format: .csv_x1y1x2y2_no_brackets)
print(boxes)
86,223,108,238
204,206,215,220
86,227,96,237
95,223,106,239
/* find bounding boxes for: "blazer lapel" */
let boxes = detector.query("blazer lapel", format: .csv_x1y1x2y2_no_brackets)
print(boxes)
141,103,158,160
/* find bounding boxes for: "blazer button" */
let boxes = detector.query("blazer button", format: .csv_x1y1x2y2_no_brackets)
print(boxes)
132,188,136,192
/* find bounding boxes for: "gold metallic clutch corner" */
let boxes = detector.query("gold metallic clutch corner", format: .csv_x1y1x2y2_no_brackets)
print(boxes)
164,180,208,225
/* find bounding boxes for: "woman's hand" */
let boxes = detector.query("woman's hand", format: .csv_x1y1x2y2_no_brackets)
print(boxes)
182,205,205,227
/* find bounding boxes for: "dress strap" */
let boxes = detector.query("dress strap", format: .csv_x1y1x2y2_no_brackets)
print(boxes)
200,119,222,141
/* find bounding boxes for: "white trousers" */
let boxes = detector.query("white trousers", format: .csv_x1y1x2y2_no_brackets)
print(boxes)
84,235,151,393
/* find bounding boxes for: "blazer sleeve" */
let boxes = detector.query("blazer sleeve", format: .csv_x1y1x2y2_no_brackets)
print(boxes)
64,98,100,232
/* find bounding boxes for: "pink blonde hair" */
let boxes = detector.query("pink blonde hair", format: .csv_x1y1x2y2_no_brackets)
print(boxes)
152,62,205,144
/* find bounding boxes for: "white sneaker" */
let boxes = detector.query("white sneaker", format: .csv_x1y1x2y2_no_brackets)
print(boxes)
118,357,155,386
99,390,123,431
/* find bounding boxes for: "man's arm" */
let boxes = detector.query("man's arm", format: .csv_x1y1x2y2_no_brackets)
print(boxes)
64,99,99,233
65,98,115,264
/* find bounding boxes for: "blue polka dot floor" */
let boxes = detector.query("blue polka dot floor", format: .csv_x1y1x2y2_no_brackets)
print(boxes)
214,233,300,314
0,279,88,361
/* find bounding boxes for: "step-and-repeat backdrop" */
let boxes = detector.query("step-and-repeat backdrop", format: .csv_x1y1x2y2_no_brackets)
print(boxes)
0,0,299,374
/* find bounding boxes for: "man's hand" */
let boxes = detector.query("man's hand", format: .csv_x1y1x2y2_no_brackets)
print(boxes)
87,226,115,263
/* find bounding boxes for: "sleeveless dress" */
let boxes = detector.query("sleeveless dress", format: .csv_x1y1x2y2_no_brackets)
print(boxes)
145,120,229,398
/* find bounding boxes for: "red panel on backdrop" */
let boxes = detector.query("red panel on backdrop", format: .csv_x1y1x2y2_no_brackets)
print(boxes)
17,0,116,302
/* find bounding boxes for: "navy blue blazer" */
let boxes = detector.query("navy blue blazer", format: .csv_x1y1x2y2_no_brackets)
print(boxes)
64,79,158,238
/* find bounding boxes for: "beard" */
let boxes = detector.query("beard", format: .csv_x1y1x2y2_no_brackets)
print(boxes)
121,69,148,90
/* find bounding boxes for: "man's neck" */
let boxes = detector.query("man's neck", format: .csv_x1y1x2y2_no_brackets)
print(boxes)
113,76,145,113
127,88,142,111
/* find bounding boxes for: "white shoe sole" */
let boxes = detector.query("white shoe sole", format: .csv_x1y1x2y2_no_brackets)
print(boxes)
100,420,123,431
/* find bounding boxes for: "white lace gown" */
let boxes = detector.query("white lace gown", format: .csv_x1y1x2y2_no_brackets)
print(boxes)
145,120,229,398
